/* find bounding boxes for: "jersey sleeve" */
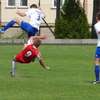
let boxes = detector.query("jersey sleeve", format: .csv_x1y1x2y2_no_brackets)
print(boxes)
94,24,100,33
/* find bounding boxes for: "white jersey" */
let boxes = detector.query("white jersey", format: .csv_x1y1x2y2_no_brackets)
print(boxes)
94,21,100,47
25,8,45,30
24,37,34,48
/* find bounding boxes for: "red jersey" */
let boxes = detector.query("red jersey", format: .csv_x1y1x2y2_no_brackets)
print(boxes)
15,45,39,63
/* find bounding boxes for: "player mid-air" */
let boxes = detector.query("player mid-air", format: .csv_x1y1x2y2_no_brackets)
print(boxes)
0,3,46,39
11,37,50,77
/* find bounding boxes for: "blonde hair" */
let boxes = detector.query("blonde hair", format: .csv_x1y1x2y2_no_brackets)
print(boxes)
33,38,41,48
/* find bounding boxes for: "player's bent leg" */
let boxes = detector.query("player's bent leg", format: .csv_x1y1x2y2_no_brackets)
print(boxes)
0,19,16,33
14,17,22,25
10,59,16,77
29,34,47,40
0,17,21,33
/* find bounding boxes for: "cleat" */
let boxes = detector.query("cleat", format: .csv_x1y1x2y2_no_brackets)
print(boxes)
92,81,97,84
10,71,15,77
91,80,100,84
0,29,4,33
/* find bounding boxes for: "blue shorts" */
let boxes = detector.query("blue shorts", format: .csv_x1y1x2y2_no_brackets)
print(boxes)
95,47,100,58
20,21,38,37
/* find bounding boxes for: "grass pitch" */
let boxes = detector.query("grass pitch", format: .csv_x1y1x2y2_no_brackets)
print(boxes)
0,45,100,100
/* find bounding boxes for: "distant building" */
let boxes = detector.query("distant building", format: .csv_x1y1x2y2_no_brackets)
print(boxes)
80,0,93,25
0,0,93,38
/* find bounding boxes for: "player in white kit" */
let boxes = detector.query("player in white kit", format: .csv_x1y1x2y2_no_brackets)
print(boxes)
93,12,100,84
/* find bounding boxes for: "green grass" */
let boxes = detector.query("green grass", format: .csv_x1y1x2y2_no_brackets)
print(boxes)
0,45,100,100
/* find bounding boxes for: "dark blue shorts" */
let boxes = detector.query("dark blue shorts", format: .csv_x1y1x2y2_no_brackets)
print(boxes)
20,21,38,37
95,47,100,58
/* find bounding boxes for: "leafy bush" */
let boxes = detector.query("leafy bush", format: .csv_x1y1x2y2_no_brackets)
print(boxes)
55,0,91,39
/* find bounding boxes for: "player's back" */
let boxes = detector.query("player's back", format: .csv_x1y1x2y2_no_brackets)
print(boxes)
16,45,39,63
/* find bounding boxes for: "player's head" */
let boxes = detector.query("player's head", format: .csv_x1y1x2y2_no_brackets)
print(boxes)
33,38,41,48
30,4,38,8
96,12,100,21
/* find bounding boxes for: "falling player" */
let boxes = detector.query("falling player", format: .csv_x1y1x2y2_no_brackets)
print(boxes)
11,37,50,77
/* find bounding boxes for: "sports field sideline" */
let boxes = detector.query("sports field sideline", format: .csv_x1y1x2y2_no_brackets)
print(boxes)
0,45,100,100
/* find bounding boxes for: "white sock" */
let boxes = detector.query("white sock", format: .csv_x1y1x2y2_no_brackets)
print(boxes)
11,60,16,76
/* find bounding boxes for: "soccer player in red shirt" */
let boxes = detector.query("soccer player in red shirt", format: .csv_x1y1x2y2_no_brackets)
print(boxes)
11,38,50,77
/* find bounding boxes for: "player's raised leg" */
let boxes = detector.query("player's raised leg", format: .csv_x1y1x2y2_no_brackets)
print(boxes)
0,18,20,33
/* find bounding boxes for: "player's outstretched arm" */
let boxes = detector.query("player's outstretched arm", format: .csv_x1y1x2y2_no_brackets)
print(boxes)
37,53,50,70
30,35,47,40
39,59,50,70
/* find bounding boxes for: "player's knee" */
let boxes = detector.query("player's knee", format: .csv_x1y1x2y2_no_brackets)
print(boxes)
95,58,100,65
13,17,21,25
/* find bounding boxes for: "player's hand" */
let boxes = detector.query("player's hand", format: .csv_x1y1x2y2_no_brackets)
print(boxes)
40,34,47,39
38,7,42,10
45,66,50,70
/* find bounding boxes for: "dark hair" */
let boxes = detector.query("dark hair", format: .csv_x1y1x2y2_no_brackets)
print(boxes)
30,4,38,8
96,12,100,20
33,38,41,48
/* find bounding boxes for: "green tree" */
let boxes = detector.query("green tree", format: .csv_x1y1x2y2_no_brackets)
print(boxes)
55,0,91,39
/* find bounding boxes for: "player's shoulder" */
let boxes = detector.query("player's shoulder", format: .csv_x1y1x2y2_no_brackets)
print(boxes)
34,8,42,13
25,44,33,49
